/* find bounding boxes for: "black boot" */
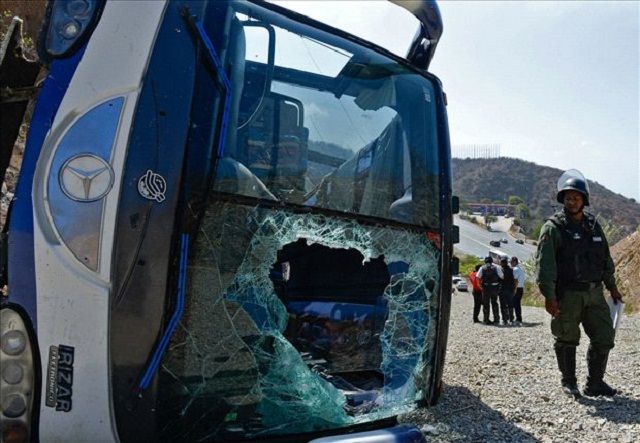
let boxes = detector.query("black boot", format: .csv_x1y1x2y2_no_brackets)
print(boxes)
584,347,617,397
554,344,581,399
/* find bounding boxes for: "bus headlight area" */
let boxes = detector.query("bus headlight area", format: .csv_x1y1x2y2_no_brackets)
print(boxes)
43,0,105,58
1,309,35,443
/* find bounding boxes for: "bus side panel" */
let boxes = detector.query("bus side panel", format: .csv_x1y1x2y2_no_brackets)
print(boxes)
29,1,168,440
430,79,453,406
108,0,205,438
6,51,84,333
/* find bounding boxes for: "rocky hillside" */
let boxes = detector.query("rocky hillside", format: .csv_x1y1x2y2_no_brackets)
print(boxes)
452,157,640,238
611,230,640,313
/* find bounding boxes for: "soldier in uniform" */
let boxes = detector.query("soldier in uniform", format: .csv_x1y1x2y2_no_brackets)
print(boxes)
536,170,623,398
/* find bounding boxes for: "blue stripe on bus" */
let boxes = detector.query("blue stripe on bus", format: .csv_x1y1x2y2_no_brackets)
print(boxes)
194,19,231,158
138,233,189,390
7,48,86,331
309,424,426,442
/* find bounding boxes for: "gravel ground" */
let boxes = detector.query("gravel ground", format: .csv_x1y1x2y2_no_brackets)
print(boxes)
401,291,640,442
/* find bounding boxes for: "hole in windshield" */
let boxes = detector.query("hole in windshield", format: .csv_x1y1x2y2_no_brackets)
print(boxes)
270,240,390,414
157,204,441,440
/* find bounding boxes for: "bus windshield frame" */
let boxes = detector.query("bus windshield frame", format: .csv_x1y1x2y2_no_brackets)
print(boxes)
109,1,453,441
208,0,442,231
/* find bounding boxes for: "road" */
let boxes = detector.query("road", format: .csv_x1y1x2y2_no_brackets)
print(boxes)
454,215,537,262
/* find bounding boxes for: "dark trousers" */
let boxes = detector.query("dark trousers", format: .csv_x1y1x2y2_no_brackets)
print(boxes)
499,289,514,323
482,286,500,322
513,287,524,322
472,289,482,321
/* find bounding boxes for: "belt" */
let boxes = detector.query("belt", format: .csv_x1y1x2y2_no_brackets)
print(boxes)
562,281,602,291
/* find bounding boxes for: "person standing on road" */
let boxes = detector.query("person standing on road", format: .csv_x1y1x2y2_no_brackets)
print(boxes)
510,256,525,325
536,169,623,398
498,257,517,325
469,264,483,323
477,256,503,325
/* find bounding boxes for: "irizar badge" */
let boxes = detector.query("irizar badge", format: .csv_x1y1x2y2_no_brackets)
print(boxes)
59,154,114,202
138,169,167,202
45,344,75,412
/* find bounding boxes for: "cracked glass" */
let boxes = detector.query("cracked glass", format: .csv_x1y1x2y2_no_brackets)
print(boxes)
159,204,440,440
156,1,442,440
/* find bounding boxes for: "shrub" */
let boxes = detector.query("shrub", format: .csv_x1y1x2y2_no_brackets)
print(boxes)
457,253,482,277
530,221,544,240
508,195,524,206
595,214,623,245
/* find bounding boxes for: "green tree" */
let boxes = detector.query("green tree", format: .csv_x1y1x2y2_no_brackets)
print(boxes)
484,214,497,228
531,220,544,240
508,195,524,206
517,203,530,219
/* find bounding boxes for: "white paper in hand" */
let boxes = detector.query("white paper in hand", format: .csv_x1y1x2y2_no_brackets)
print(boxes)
606,297,624,331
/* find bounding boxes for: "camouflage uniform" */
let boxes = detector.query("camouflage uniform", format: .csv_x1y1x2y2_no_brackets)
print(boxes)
536,208,618,396
536,209,616,349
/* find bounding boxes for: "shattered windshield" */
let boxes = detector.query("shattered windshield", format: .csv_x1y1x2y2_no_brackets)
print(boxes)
159,204,441,440
157,2,442,440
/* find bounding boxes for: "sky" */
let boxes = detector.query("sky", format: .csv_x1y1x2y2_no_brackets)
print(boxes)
274,1,640,201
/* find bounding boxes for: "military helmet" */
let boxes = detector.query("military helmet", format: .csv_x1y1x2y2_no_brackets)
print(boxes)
556,169,590,206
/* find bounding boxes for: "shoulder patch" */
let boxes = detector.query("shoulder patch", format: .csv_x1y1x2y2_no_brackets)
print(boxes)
547,212,565,228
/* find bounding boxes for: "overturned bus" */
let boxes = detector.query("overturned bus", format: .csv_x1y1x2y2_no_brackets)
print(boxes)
0,0,460,441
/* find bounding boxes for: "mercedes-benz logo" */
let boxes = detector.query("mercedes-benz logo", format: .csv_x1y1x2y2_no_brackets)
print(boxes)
59,154,114,202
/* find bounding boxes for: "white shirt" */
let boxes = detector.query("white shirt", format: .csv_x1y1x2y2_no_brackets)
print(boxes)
512,265,525,288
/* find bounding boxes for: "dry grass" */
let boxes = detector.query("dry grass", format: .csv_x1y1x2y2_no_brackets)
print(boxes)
611,230,640,314
1,2,46,229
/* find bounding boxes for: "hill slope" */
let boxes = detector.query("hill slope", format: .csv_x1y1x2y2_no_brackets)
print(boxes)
611,230,640,312
452,157,640,238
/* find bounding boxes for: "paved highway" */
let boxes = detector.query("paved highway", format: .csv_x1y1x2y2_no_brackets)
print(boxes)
454,215,537,262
